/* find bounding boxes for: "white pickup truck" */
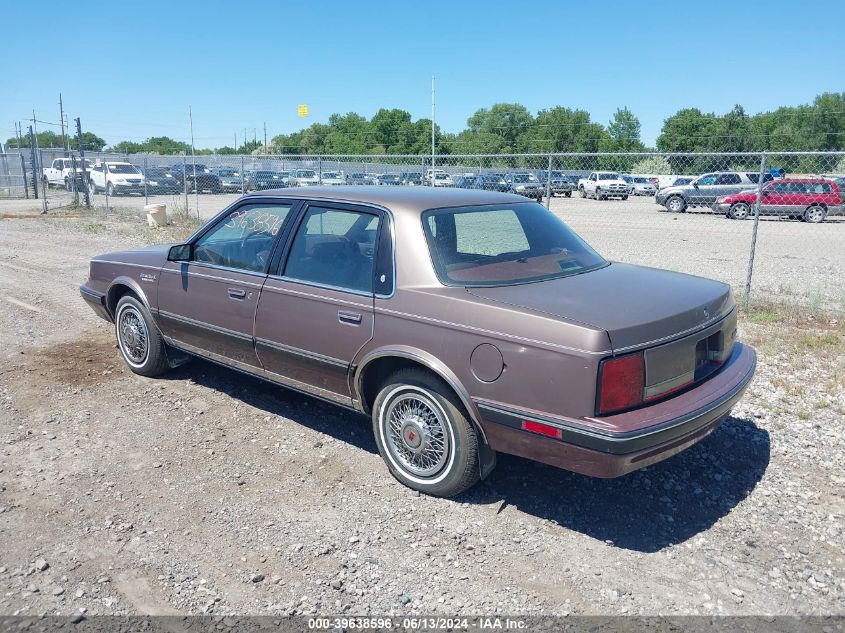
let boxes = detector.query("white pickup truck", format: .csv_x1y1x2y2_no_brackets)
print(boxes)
42,157,93,190
578,171,629,200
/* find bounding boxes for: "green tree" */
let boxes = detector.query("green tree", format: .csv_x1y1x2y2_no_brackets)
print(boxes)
467,103,533,152
605,107,645,152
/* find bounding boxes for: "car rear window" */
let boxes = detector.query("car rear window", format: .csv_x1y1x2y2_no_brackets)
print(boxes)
422,202,607,287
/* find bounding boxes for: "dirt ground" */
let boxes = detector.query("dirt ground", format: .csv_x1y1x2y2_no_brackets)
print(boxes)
0,207,843,618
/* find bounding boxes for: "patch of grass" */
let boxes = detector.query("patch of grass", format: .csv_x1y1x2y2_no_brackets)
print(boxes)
799,333,840,349
797,411,812,421
83,222,107,234
745,308,783,324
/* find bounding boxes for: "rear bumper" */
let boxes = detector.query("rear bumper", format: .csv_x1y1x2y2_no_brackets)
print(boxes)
477,343,756,478
80,285,112,322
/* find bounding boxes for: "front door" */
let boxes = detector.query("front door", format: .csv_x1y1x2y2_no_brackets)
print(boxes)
254,202,386,404
156,201,296,368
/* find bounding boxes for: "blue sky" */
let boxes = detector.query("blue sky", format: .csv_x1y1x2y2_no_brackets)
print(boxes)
4,0,844,150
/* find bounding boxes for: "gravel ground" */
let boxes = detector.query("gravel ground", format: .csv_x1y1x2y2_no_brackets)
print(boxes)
0,208,843,618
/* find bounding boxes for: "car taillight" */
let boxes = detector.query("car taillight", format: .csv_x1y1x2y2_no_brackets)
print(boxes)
597,352,645,415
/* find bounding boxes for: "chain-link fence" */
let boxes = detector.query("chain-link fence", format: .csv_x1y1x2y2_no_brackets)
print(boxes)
3,149,843,312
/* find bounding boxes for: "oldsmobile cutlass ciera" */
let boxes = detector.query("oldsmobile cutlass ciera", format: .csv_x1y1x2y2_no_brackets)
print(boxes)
81,187,756,497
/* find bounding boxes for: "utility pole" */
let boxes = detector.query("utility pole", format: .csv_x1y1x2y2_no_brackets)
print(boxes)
75,118,91,208
234,132,237,152
31,110,40,178
59,93,67,155
263,122,267,153
431,75,436,186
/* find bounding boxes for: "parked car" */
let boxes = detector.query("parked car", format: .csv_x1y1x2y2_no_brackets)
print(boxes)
472,174,510,192
80,187,755,497
42,157,93,190
656,171,773,213
211,167,244,193
537,170,575,197
713,179,842,223
578,171,629,200
169,163,223,194
628,176,657,196
377,174,403,186
453,175,478,189
348,173,378,186
289,169,321,187
141,167,181,194
245,170,289,191
430,172,454,187
401,172,423,186
321,171,346,186
88,162,145,196
505,172,544,201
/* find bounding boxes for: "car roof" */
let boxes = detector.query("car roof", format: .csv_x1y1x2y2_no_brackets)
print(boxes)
242,185,529,215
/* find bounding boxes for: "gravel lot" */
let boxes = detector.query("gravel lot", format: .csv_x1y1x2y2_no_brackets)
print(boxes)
0,206,843,618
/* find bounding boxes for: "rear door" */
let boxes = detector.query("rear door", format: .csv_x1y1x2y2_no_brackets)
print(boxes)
254,201,391,404
156,199,298,367
713,173,744,201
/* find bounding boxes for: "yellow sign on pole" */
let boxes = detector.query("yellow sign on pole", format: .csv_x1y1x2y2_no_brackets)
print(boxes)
297,104,308,117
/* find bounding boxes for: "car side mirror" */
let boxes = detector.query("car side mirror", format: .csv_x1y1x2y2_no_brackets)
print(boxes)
693,182,699,188
168,244,192,261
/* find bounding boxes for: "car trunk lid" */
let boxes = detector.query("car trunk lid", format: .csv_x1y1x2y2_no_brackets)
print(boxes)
465,262,733,352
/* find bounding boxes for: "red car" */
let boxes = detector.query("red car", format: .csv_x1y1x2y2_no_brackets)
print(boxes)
713,178,842,223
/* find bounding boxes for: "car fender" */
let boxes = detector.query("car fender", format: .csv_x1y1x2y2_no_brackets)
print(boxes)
353,345,486,442
353,345,496,479
106,275,154,318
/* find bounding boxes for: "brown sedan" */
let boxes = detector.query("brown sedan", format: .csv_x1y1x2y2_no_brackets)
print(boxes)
80,187,756,497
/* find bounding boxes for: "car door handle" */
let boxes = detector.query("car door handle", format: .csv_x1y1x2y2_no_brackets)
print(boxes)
338,310,362,325
227,288,246,300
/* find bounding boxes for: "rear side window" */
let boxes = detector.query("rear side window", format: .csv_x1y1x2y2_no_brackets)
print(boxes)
716,173,741,185
284,207,379,293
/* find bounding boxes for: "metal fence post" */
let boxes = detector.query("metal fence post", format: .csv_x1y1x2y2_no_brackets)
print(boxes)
241,155,245,195
143,155,148,205
545,154,553,209
318,155,323,184
743,153,767,308
75,118,90,208
70,153,79,205
20,153,29,199
183,155,188,215
28,127,39,199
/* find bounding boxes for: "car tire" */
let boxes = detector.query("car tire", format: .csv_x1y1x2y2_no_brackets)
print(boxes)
579,187,586,198
107,183,116,197
804,205,826,224
565,191,571,198
372,368,481,498
64,177,71,191
114,295,170,378
666,195,687,213
622,195,629,201
89,181,97,196
728,202,751,220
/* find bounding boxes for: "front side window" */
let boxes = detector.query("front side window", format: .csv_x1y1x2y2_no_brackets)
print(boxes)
422,202,607,286
284,207,379,293
193,203,292,272
697,174,717,185
598,173,620,180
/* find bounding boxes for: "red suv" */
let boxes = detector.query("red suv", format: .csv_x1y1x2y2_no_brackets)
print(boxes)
714,178,842,223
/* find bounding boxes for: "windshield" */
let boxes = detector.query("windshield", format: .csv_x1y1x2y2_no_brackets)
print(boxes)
108,164,141,174
297,170,316,177
634,177,649,183
146,168,171,177
598,173,620,180
323,171,341,179
422,202,607,287
512,174,537,183
215,169,237,176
